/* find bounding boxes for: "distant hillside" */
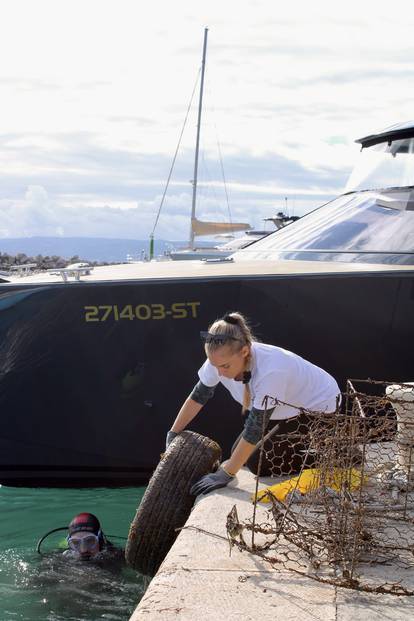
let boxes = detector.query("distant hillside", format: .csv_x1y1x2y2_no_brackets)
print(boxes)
0,236,211,263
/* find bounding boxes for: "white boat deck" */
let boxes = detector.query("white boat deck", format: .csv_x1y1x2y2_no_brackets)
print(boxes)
3,258,414,286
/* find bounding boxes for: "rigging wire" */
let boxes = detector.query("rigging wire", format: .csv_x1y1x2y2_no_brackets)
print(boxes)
197,151,226,237
205,82,234,229
150,68,201,239
216,134,233,229
197,82,234,234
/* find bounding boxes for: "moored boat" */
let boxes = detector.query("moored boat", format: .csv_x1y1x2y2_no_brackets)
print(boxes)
1,121,414,486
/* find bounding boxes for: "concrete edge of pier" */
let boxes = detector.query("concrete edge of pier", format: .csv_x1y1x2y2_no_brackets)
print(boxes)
129,469,414,620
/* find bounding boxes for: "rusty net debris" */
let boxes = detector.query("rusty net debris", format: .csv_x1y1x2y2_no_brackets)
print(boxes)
227,379,414,596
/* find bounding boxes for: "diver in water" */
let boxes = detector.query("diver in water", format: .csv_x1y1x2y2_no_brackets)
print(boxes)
64,512,109,561
33,513,136,619
37,512,125,563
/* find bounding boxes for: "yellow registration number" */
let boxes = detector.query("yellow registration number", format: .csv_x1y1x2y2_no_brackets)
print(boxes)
84,302,200,322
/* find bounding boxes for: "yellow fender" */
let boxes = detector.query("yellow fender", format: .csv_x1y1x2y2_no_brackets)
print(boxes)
252,467,365,503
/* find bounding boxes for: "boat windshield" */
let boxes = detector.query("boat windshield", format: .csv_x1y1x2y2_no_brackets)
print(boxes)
232,190,414,265
345,138,414,193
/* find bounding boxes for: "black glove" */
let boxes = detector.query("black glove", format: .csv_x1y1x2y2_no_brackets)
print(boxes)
165,430,178,451
190,467,234,496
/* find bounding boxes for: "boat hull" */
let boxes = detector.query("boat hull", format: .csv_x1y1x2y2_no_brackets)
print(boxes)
0,268,412,486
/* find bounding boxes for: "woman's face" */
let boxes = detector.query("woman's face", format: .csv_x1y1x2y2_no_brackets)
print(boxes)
207,344,250,380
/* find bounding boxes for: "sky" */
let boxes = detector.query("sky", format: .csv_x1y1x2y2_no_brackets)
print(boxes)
1,0,414,241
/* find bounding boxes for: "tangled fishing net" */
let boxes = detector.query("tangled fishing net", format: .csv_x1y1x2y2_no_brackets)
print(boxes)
226,380,414,596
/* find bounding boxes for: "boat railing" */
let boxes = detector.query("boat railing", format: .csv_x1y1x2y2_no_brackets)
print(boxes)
7,263,38,277
47,266,93,282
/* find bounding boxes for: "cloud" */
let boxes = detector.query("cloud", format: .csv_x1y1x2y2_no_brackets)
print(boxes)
25,185,49,209
280,68,414,88
0,186,60,237
21,183,341,234
107,115,157,127
77,81,111,90
0,77,61,91
0,129,347,195
0,177,336,241
0,0,411,240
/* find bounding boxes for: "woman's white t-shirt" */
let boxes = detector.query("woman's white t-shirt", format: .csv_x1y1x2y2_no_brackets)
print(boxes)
198,342,340,420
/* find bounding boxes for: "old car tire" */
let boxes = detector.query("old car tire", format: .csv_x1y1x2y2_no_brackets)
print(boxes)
125,430,222,577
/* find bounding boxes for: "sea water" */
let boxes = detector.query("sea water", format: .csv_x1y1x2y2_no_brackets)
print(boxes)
0,486,146,621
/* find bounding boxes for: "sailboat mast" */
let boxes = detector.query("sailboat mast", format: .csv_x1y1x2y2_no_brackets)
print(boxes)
189,27,208,250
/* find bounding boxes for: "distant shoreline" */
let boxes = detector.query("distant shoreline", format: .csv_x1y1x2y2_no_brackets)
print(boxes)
0,236,216,263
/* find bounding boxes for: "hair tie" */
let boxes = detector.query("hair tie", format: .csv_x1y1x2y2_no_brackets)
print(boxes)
223,313,238,325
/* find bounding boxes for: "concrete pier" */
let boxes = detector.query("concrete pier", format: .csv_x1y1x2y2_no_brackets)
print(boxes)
129,469,414,620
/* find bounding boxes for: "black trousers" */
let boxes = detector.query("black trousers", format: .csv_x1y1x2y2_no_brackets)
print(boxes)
232,412,321,477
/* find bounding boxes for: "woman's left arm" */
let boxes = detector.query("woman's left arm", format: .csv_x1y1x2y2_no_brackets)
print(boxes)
189,436,258,496
224,406,274,474
223,436,257,475
190,407,275,495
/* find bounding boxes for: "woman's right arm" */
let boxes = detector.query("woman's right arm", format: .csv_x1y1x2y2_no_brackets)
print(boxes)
166,397,203,450
170,397,204,432
169,380,216,433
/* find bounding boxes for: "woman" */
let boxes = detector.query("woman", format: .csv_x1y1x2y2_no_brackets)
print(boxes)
166,312,340,495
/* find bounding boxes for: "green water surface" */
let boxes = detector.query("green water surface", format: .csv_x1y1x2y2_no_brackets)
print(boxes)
0,486,146,621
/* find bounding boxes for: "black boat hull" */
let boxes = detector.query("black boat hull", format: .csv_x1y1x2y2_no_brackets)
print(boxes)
0,268,412,486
